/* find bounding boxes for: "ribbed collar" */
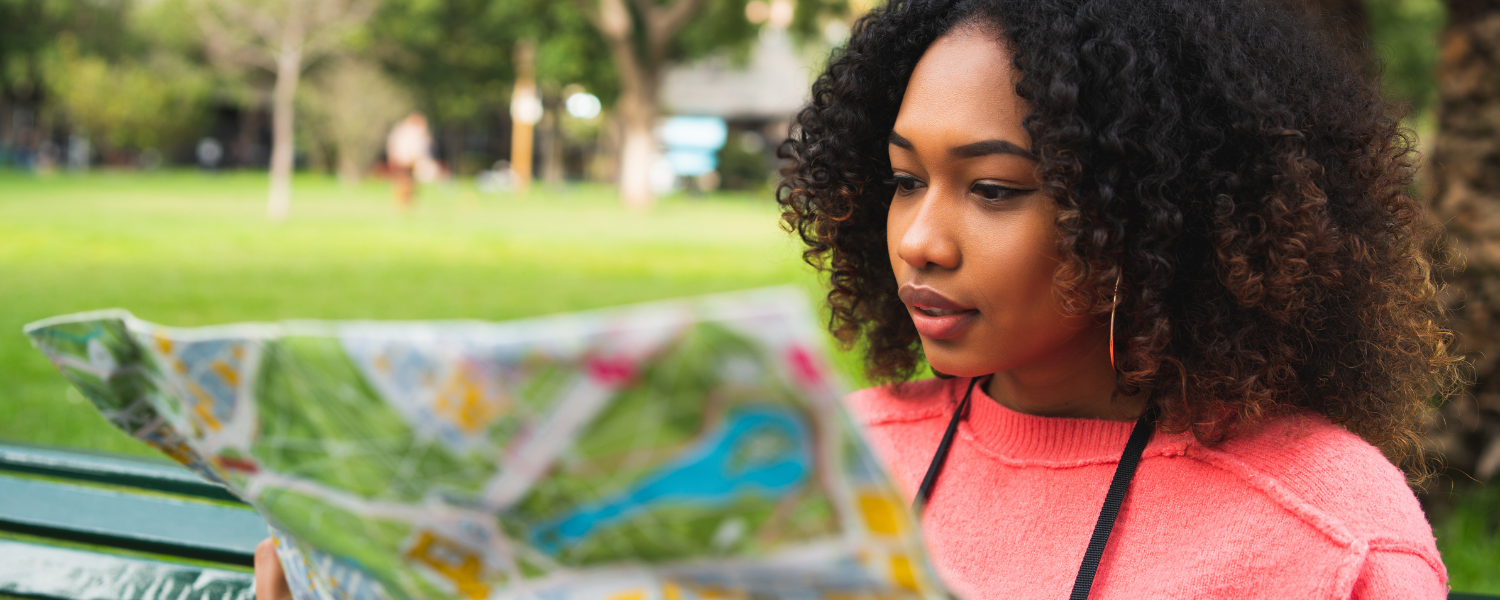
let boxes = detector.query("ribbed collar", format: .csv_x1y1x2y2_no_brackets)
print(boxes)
964,383,1145,464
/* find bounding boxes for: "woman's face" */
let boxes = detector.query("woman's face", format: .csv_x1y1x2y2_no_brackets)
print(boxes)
887,24,1110,392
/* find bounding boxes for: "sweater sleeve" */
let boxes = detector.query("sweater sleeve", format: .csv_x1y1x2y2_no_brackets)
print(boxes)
1348,549,1446,600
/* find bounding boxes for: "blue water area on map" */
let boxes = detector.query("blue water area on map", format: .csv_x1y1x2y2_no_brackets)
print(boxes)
528,405,813,554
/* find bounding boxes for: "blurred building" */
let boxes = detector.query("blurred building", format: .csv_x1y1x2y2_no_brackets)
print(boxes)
659,30,813,190
661,30,810,125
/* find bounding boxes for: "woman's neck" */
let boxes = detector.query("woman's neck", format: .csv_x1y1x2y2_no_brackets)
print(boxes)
983,339,1145,421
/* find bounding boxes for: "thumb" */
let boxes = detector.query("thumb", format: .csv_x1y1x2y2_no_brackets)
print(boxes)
254,537,293,600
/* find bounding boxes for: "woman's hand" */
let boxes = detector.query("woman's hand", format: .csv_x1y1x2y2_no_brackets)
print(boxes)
254,537,292,600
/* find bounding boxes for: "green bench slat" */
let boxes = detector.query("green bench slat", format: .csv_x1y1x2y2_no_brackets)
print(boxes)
0,443,241,504
0,538,253,600
0,474,265,567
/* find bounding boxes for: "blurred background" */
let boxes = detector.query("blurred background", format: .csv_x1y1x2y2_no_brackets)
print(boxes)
0,0,1496,592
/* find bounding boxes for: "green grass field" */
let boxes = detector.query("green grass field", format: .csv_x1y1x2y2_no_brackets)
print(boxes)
0,171,817,457
0,171,1495,592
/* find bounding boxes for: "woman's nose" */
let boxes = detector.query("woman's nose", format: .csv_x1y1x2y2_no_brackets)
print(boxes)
896,186,962,270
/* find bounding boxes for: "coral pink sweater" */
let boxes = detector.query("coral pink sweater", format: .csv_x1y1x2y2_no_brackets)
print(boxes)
848,378,1447,599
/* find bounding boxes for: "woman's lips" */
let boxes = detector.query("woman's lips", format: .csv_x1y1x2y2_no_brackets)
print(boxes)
898,285,979,340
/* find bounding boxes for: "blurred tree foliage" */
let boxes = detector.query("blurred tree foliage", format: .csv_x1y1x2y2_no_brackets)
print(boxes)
0,0,228,161
366,0,842,187
8,0,1452,195
297,58,412,184
138,0,268,108
47,36,211,152
0,0,135,105
187,0,379,220
1367,0,1448,116
366,0,616,136
1428,0,1500,493
717,131,770,191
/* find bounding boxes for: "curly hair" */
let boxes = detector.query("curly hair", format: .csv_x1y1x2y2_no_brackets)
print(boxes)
777,0,1459,475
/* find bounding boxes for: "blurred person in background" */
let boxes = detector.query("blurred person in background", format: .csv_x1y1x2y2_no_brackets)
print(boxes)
386,112,431,209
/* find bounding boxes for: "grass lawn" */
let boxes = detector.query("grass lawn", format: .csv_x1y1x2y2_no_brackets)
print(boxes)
0,170,823,457
0,170,1495,592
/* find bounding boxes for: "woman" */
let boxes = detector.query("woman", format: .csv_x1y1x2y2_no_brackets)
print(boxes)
777,0,1456,597
258,0,1457,597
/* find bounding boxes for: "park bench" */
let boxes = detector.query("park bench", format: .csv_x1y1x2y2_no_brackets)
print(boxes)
0,441,1495,600
0,442,262,600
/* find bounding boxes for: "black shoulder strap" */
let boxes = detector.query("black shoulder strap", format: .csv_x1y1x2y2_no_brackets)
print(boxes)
912,377,979,512
912,375,1158,600
1068,405,1157,599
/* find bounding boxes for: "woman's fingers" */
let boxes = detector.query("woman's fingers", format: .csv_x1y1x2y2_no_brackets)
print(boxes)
254,537,292,600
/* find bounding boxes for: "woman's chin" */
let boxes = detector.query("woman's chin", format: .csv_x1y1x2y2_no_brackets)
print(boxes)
920,345,995,379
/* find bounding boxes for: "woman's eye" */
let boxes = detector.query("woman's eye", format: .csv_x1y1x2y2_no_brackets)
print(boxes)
971,182,1030,202
892,175,924,193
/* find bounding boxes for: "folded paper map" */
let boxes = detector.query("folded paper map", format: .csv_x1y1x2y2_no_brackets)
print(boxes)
25,288,943,600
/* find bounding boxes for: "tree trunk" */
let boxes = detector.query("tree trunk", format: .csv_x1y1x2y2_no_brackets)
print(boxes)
617,82,658,209
1429,0,1500,485
233,99,264,167
592,0,695,209
541,91,565,189
267,40,303,221
0,98,12,148
337,150,361,185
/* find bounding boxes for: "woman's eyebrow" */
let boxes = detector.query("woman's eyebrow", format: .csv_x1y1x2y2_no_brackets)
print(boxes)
950,139,1036,160
888,131,915,150
887,131,1036,160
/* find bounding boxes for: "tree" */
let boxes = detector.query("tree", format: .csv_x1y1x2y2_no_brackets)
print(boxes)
297,58,412,184
368,0,616,176
1367,0,1448,115
1428,0,1500,486
47,38,211,156
367,0,518,173
370,0,837,205
577,0,761,207
592,0,702,207
574,0,837,207
191,0,376,220
0,0,134,149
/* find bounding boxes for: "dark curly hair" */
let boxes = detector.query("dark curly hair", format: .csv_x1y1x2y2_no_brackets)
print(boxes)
777,0,1459,474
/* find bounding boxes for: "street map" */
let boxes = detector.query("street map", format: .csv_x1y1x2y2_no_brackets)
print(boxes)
26,288,944,600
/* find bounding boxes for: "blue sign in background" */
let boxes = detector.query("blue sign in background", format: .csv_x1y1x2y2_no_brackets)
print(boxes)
661,116,728,177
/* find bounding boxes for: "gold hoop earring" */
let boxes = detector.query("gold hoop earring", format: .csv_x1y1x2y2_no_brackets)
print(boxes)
1109,272,1121,373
